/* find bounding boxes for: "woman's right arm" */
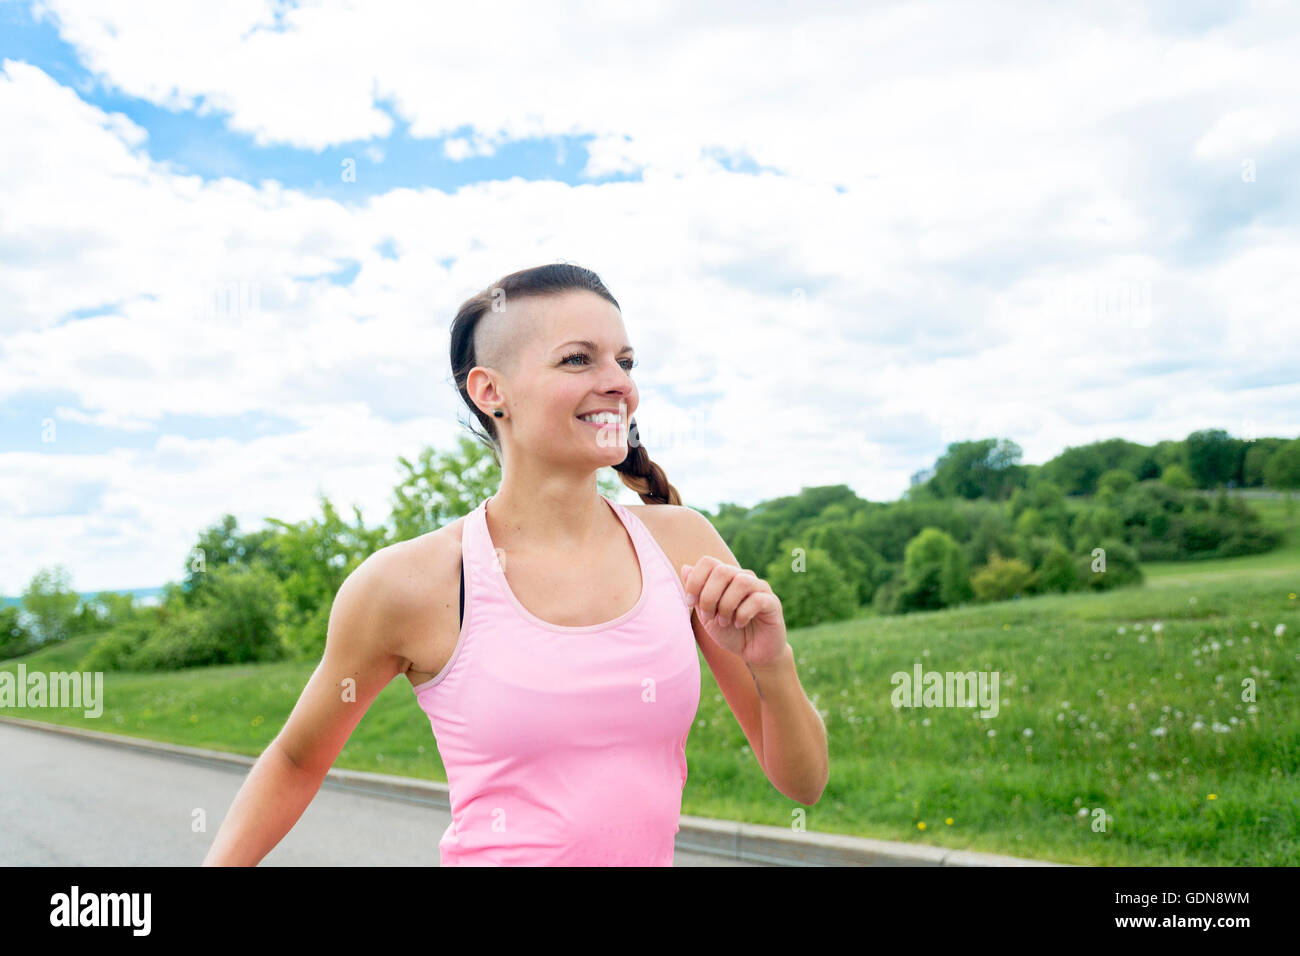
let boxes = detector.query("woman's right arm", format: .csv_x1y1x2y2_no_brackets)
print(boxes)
201,547,413,866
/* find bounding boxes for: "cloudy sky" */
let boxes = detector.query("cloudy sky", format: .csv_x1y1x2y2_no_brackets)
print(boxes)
2,0,1297,595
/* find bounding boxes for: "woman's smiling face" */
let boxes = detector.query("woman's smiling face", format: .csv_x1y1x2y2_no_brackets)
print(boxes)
474,289,639,470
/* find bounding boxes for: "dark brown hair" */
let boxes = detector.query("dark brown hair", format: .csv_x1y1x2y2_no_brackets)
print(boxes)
449,262,681,506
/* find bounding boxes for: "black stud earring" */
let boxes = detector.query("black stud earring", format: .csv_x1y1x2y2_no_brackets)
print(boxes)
493,408,504,418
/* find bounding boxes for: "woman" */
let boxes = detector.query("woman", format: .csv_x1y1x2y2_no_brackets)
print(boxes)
202,263,828,866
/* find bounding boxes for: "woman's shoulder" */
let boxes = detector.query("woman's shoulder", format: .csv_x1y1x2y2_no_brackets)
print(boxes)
620,501,705,568
621,500,709,534
363,517,469,630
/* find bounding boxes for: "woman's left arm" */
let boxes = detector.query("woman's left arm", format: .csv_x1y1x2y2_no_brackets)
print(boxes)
676,511,829,805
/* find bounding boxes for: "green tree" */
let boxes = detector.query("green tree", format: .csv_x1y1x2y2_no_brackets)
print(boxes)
967,508,1016,567
1098,469,1135,495
1263,438,1300,515
764,546,858,629
1152,439,1187,472
929,439,1024,501
1014,506,1045,538
850,501,972,563
180,515,278,607
21,565,80,646
895,527,971,611
895,563,944,612
804,520,886,605
1070,505,1123,552
1185,428,1245,489
87,591,142,629
389,435,503,541
1009,481,1071,541
0,606,35,660
65,598,109,638
1038,439,1151,495
941,543,974,605
1242,439,1285,487
725,521,781,579
1159,463,1195,490
261,493,390,660
1013,534,1058,573
194,563,289,663
65,589,141,638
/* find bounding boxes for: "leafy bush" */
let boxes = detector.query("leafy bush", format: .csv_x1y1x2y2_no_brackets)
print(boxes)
192,563,288,663
971,553,1037,602
764,546,859,629
1215,523,1282,558
130,609,230,671
1034,542,1080,594
130,564,288,670
1116,484,1282,560
894,563,945,613
1175,514,1229,554
882,527,972,613
79,622,151,672
1075,538,1143,591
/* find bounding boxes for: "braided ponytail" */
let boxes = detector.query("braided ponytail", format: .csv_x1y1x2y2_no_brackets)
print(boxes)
613,424,681,506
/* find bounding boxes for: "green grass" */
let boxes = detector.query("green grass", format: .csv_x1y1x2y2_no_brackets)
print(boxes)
5,513,1299,865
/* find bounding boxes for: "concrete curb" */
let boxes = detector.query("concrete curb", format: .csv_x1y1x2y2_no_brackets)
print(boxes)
1,715,1073,867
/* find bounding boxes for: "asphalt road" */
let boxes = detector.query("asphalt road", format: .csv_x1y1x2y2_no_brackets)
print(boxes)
0,722,761,866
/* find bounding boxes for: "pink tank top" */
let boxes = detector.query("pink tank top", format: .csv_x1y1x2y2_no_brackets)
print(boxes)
410,493,702,866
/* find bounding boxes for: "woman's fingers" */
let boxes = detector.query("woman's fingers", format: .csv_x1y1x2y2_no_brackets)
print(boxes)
682,558,763,626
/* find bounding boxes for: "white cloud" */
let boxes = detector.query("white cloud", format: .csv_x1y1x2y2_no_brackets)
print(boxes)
2,0,1299,592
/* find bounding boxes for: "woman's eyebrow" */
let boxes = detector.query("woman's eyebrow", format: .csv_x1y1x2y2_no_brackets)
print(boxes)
554,339,634,354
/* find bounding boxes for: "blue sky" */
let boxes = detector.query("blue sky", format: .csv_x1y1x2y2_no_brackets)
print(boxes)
1,0,1298,593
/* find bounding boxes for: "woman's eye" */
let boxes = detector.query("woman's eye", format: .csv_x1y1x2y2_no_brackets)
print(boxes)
562,352,637,372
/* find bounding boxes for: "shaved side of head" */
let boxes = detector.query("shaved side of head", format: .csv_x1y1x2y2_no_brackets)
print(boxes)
473,293,539,377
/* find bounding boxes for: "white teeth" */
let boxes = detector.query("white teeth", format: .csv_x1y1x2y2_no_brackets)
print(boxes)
579,412,621,424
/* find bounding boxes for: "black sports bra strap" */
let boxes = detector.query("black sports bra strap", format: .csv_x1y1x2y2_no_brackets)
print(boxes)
459,558,465,627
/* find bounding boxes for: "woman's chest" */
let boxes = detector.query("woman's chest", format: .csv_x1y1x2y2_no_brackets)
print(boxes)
498,539,643,628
